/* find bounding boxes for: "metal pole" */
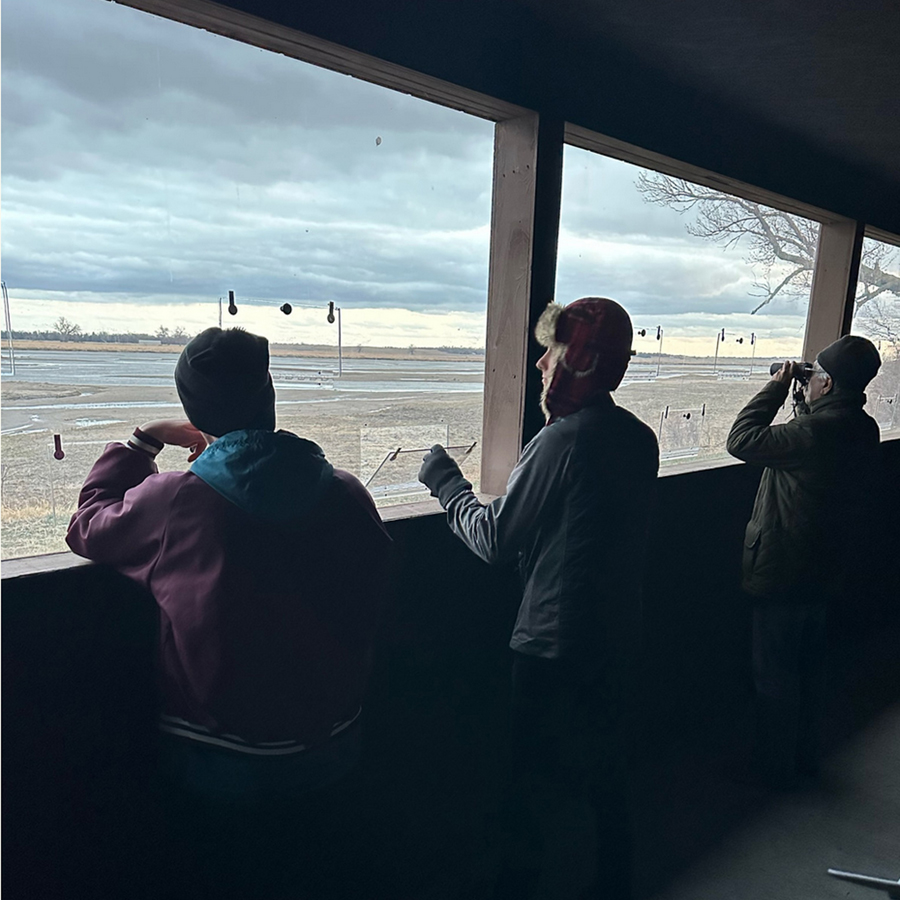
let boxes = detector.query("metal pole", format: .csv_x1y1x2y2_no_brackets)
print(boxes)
337,306,342,378
47,446,58,524
713,329,724,374
218,296,223,329
2,281,15,376
656,326,663,377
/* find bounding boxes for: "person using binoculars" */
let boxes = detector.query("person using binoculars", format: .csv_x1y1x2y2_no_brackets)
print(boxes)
727,334,882,788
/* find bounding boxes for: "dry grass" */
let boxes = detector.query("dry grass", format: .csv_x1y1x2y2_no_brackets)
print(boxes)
3,356,897,561
1,389,484,559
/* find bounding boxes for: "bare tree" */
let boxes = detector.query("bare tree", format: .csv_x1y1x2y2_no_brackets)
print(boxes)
53,316,82,338
855,294,900,345
635,172,900,318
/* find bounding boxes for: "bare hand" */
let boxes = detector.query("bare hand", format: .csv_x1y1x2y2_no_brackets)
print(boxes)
772,360,794,385
138,419,208,462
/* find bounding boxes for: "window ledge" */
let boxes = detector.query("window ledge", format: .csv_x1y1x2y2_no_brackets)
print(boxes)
658,455,742,478
0,496,475,580
378,497,445,521
2,551,93,581
377,492,500,521
2,435,893,581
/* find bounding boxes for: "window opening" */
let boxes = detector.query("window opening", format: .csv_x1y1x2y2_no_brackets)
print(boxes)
850,235,900,436
556,145,820,467
0,0,493,559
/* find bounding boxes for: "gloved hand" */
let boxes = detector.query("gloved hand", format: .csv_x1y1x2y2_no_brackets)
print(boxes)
418,444,472,507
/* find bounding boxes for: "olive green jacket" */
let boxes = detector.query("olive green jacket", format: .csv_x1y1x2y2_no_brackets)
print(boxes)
726,381,880,601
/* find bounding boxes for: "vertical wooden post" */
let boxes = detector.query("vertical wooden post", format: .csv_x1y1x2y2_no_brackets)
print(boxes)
802,219,864,361
523,117,565,447
480,114,564,495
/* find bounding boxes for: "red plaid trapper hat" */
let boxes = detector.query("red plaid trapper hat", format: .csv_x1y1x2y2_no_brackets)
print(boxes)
535,298,634,422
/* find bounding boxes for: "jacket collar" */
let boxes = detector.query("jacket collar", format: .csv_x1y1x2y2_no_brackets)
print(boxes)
809,389,866,415
547,390,614,425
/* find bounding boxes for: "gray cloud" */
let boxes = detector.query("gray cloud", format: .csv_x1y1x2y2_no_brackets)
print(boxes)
2,0,813,334
2,0,495,312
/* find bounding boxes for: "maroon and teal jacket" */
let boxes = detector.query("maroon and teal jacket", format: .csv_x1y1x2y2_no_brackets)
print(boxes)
66,430,391,751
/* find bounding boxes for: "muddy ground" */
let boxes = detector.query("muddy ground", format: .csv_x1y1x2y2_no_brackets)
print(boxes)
3,360,897,560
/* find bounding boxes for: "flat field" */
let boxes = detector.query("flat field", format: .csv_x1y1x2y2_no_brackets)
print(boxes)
2,349,897,561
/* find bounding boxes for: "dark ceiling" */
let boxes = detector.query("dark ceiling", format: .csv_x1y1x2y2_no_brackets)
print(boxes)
526,0,900,190
212,0,900,231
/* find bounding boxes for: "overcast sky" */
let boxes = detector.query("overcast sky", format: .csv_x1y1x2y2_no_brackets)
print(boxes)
2,0,817,354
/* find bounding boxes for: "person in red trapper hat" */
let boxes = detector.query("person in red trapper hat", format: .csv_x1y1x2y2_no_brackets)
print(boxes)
419,297,659,900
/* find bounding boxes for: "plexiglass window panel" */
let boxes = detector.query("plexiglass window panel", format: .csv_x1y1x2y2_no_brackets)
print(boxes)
0,0,493,559
556,146,820,466
850,236,900,436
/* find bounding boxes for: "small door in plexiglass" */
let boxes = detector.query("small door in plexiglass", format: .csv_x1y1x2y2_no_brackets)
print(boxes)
657,404,706,462
361,424,477,505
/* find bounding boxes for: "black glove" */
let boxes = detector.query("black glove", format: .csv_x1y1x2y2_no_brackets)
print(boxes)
418,444,472,507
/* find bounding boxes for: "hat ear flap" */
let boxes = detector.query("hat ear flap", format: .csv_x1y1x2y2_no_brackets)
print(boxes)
535,302,565,348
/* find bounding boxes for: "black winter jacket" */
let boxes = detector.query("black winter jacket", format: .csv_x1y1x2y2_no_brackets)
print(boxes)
444,395,659,672
726,381,880,601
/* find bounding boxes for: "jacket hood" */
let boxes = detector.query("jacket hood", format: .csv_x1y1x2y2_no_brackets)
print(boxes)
190,429,334,521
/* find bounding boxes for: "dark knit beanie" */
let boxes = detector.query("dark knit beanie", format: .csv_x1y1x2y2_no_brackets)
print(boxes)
816,335,881,393
175,327,276,437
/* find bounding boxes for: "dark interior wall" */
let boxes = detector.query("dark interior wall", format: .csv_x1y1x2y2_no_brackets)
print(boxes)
5,440,897,896
209,0,900,234
2,566,159,897
5,443,898,745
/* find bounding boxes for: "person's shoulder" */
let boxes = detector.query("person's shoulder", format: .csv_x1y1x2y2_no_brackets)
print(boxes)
592,403,660,458
165,469,234,506
610,403,657,440
329,469,391,538
141,466,201,494
332,467,369,496
838,406,882,449
547,403,657,447
524,417,580,462
108,467,217,517
809,400,879,436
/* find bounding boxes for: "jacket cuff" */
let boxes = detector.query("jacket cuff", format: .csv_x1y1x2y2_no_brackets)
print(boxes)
127,428,164,457
437,474,473,508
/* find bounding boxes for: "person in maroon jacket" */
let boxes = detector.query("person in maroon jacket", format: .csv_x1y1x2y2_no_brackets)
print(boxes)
67,327,392,806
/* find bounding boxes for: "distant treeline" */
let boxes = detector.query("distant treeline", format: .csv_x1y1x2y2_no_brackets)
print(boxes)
431,346,484,355
0,330,486,354
1,329,192,344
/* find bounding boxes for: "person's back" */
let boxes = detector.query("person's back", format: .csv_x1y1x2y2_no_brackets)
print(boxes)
419,297,659,900
66,327,391,789
509,400,658,668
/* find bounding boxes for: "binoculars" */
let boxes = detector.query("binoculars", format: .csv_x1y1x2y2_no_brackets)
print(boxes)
769,361,814,385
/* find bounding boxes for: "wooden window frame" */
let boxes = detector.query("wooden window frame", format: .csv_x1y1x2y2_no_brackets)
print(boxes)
6,0,898,575
563,124,889,363
82,0,541,506
114,0,526,122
